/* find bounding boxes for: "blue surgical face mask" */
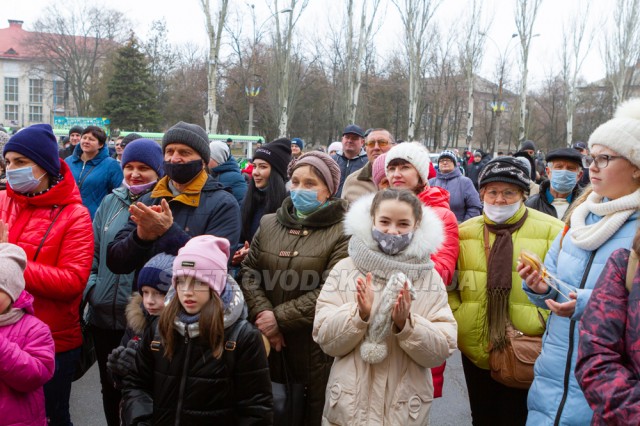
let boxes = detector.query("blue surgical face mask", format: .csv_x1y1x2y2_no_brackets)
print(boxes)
550,169,578,194
290,189,323,214
6,166,46,193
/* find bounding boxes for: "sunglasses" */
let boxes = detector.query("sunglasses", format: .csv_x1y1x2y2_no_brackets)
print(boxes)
365,139,390,148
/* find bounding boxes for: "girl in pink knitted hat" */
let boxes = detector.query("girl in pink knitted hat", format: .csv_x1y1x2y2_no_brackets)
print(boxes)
120,235,272,425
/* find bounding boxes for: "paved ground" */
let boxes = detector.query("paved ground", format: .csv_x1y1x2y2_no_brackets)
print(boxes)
70,350,472,426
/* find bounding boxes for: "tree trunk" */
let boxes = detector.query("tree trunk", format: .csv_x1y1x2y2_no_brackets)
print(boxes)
201,0,229,134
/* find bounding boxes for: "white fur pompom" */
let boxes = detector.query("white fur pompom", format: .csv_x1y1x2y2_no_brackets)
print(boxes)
360,341,388,364
615,98,640,120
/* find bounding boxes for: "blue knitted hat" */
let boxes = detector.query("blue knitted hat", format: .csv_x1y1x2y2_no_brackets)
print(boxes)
137,253,175,294
121,138,165,178
291,137,304,150
3,124,60,177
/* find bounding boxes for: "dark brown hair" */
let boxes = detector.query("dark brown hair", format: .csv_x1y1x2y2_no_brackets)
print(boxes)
386,158,425,194
158,288,225,360
81,125,107,146
370,188,423,225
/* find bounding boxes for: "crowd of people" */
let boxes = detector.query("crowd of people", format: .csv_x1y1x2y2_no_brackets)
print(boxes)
0,98,639,426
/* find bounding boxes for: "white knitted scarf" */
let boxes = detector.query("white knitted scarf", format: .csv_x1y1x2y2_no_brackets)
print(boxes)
570,189,640,251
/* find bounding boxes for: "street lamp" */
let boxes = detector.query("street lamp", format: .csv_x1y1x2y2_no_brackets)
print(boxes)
482,33,518,153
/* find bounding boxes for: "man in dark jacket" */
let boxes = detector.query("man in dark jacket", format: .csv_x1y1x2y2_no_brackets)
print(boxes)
331,124,368,197
59,125,83,159
515,139,538,182
107,121,241,279
572,141,591,188
525,148,584,220
466,149,491,190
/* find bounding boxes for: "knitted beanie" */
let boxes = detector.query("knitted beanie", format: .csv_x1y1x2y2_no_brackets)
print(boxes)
291,137,304,150
3,124,60,177
478,156,530,192
121,138,165,178
162,121,210,163
208,140,230,165
438,149,458,165
588,98,640,168
385,142,432,184
173,235,230,296
519,140,536,152
288,151,341,196
253,138,292,179
68,125,83,136
372,153,387,187
513,156,532,176
0,243,27,302
137,253,175,295
327,141,342,154
120,132,142,148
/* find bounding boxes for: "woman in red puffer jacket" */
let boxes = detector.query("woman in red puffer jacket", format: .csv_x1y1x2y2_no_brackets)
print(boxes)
0,124,93,426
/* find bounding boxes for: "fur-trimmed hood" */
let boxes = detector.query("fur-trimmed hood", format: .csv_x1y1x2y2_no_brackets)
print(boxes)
125,293,150,335
344,193,444,259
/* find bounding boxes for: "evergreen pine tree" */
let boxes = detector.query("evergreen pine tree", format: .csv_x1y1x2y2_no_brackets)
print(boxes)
105,34,161,132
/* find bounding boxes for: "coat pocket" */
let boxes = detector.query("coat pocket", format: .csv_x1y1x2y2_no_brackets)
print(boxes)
389,371,433,425
323,381,357,425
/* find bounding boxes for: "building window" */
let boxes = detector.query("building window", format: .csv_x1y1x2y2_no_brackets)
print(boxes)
5,104,18,121
4,78,18,102
29,79,43,104
53,80,65,109
29,105,43,122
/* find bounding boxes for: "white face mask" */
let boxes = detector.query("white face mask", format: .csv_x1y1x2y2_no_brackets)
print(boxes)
484,201,521,224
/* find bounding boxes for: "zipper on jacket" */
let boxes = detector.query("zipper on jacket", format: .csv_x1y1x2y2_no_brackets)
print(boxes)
175,333,192,426
552,252,596,426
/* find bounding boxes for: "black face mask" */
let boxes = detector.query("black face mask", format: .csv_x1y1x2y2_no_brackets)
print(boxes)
163,160,203,184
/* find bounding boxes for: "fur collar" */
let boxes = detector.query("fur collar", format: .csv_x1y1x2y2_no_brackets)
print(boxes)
125,293,150,335
344,193,444,259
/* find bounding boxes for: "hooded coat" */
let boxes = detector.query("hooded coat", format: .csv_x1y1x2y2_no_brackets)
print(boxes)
121,276,272,425
240,197,350,426
0,162,93,352
313,194,457,425
429,167,482,223
65,144,123,219
0,291,56,426
210,155,248,205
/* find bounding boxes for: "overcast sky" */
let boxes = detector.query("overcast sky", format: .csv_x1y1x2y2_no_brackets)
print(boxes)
4,0,611,88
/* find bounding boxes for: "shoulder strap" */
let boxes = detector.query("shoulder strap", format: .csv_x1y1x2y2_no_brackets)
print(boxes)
626,250,638,293
33,205,67,262
223,320,248,374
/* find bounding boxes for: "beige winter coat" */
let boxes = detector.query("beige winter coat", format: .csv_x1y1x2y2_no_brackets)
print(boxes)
313,194,458,425
341,161,376,204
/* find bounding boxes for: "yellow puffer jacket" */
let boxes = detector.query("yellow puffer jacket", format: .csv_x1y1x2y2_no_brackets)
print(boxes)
449,204,563,369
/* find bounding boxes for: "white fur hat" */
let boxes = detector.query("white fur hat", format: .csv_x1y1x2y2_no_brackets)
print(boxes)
588,98,640,167
385,142,431,184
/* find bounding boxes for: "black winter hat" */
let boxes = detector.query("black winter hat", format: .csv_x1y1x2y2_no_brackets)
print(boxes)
545,148,583,166
252,138,292,180
121,132,142,149
68,125,83,136
519,139,536,152
478,156,531,193
162,121,210,163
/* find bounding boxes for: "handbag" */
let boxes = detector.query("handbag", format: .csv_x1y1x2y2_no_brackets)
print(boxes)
488,324,542,389
73,298,97,381
271,350,306,426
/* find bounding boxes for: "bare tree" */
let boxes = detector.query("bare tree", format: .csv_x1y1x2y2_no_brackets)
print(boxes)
560,1,592,146
604,0,640,109
201,0,229,133
514,0,543,142
457,0,490,151
29,2,128,116
271,0,309,137
344,0,382,124
392,0,442,140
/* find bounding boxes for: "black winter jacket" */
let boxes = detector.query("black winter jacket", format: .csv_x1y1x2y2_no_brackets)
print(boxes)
121,319,272,425
524,179,582,220
106,174,241,279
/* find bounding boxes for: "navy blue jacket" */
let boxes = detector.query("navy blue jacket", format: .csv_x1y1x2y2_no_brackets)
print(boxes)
106,175,241,279
331,150,368,198
210,156,247,205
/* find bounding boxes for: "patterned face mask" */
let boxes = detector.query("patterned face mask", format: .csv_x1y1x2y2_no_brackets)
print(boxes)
371,227,414,255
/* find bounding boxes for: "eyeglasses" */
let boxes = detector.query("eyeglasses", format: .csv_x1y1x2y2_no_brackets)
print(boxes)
365,139,390,148
582,154,623,169
176,280,210,292
438,158,453,164
483,189,521,201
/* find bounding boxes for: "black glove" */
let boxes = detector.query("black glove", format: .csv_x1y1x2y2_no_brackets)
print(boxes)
107,345,136,377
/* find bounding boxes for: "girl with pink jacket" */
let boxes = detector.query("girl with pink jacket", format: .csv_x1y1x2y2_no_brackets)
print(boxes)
0,243,55,425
